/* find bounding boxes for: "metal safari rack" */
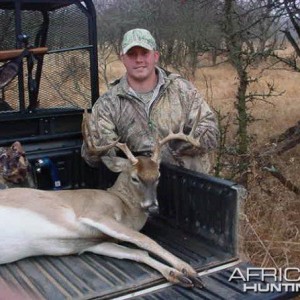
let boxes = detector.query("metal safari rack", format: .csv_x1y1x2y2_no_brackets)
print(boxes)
0,0,99,115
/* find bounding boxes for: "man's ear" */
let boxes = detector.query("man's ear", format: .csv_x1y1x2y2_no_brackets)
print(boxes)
154,50,160,63
101,156,130,173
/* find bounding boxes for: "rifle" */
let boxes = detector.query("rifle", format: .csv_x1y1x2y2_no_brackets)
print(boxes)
0,47,48,62
0,47,48,110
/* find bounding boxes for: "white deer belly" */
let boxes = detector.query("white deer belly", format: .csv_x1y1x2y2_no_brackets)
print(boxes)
0,206,97,264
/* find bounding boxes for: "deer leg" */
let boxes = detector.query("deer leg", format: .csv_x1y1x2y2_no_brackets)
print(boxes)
79,217,203,288
81,242,193,287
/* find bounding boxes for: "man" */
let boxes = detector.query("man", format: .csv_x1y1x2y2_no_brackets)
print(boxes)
82,28,219,173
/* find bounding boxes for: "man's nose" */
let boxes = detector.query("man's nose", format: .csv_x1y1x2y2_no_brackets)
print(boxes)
135,53,144,62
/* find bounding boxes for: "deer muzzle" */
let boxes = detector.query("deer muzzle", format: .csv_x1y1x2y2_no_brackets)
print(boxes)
141,198,159,215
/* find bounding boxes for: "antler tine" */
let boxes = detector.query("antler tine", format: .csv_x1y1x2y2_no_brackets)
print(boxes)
189,104,202,137
82,109,94,150
82,109,120,155
151,105,204,163
82,110,138,164
116,143,138,165
151,143,160,163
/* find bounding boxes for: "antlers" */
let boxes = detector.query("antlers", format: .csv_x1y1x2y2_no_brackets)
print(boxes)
82,110,138,165
151,105,206,163
82,104,206,165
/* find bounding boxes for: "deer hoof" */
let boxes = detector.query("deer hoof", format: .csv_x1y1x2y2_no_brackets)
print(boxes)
182,268,204,288
169,270,193,288
190,275,204,288
177,274,194,288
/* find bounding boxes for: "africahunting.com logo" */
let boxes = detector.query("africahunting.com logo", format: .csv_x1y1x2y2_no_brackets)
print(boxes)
229,267,300,293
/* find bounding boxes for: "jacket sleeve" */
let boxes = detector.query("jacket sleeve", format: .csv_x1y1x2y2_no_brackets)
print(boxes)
169,80,219,156
81,93,119,168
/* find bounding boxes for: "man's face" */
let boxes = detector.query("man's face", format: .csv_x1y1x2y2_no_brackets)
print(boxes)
121,46,159,82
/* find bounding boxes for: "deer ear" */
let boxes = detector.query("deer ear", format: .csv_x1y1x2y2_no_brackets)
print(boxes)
101,156,131,173
12,141,24,153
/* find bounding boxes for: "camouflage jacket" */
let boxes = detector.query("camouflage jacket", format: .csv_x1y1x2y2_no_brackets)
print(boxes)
81,67,219,173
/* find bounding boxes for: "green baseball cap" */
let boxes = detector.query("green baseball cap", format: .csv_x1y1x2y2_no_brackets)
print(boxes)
121,28,156,54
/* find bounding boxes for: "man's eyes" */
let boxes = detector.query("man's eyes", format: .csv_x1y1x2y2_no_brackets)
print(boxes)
127,50,149,57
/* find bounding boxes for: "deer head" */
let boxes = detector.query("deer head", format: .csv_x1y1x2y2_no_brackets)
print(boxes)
82,111,161,214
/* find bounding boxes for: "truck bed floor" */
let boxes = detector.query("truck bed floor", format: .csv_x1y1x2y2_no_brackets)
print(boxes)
0,217,233,300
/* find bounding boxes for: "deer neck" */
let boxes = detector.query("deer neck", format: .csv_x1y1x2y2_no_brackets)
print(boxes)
107,174,143,211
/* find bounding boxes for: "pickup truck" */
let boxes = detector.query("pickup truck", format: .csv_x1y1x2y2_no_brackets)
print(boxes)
0,1,298,299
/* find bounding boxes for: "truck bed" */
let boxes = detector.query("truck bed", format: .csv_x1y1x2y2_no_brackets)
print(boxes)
0,131,297,299
1,218,295,300
0,217,235,300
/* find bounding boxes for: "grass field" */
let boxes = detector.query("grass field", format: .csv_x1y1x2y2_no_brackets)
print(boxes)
192,61,300,271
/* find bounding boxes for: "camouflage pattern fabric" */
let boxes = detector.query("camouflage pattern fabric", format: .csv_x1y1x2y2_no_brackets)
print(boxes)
82,67,219,173
121,28,156,54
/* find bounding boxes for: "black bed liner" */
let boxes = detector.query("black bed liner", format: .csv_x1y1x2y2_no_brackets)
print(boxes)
1,219,295,300
0,217,234,300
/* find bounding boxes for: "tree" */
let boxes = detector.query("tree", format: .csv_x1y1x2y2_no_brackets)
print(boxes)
221,0,282,181
94,0,223,78
270,0,300,70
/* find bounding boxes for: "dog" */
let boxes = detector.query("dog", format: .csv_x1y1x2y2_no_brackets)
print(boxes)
0,141,35,189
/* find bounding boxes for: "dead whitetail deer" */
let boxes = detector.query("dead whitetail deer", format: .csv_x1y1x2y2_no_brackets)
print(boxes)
0,109,206,288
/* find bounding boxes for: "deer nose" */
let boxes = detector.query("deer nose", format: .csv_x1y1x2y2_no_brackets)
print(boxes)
147,205,159,215
141,199,159,215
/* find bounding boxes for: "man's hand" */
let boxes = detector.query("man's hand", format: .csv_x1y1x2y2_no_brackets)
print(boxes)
169,140,200,157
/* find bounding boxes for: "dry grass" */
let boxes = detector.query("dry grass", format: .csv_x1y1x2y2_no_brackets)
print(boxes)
194,61,300,270
194,62,300,145
100,57,300,270
197,62,300,270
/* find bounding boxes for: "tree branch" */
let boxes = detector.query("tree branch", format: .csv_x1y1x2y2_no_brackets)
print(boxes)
263,165,300,195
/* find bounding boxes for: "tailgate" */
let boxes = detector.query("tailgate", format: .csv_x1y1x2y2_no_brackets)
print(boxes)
122,262,299,300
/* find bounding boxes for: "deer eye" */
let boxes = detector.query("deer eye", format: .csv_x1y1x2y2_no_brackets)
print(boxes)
131,177,140,184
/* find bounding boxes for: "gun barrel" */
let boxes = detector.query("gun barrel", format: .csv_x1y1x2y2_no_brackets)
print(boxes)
0,47,48,62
